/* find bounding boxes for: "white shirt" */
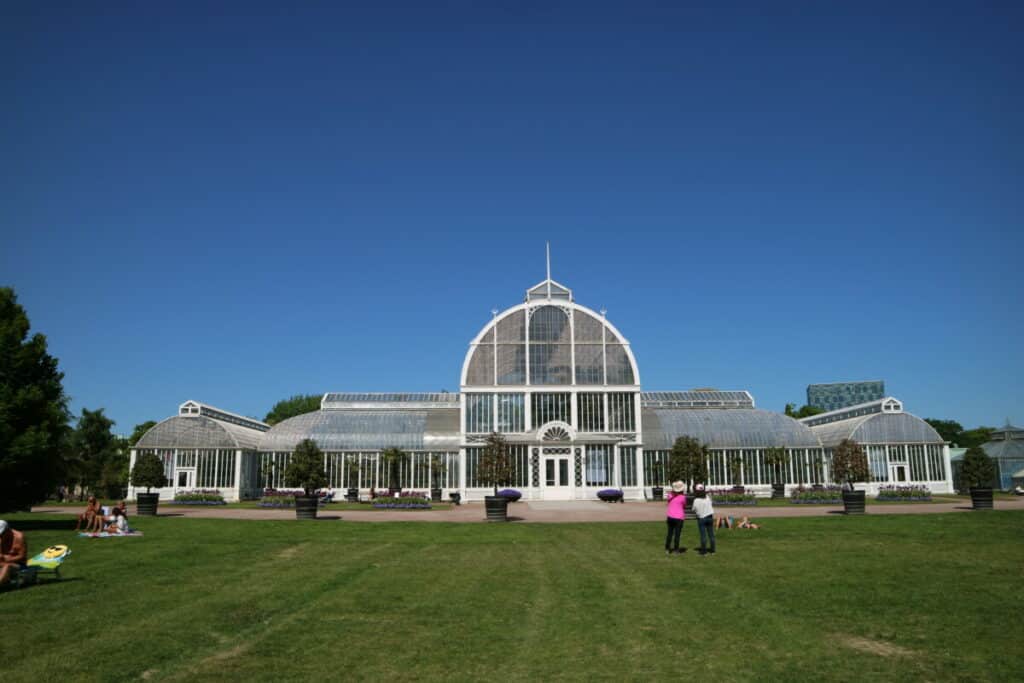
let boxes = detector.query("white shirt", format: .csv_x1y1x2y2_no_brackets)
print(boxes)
692,496,714,519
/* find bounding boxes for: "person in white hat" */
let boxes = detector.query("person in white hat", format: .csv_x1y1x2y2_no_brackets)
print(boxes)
664,481,687,555
691,485,716,556
0,520,29,587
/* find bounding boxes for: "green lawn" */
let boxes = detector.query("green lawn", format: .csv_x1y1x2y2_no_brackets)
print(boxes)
3,512,1022,682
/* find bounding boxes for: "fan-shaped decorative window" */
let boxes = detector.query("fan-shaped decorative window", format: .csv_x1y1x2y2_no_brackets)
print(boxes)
543,426,571,442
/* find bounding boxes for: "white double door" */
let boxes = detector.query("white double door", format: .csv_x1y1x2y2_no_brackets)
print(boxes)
542,447,573,500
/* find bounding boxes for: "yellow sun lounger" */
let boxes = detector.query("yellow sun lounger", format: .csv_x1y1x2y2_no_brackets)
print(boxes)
17,545,72,587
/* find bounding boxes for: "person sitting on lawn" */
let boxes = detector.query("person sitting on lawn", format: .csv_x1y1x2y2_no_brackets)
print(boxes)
0,520,28,587
104,509,129,535
735,516,760,529
75,496,102,532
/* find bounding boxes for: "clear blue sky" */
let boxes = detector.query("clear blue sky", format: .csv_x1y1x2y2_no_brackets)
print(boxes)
2,1,1021,434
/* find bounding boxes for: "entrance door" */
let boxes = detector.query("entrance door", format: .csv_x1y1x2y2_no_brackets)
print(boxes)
890,464,908,483
542,448,573,500
177,469,195,490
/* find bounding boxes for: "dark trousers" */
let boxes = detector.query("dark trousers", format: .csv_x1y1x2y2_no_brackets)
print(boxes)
665,517,684,551
698,515,716,553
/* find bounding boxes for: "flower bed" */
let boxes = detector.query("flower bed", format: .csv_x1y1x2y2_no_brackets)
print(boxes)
597,488,624,502
372,496,431,509
789,485,842,504
172,489,226,505
258,489,306,508
876,485,931,502
497,488,522,502
706,488,757,506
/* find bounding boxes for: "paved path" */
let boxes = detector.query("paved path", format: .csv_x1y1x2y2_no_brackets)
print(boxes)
33,497,1024,523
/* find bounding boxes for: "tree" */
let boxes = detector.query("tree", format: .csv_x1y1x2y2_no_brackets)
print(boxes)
131,452,167,492
478,432,514,495
960,446,996,490
264,394,321,425
669,435,708,492
69,408,120,498
0,287,71,512
382,447,408,492
764,447,789,485
284,438,327,496
958,427,994,450
924,418,963,444
785,403,824,419
831,439,870,489
128,420,157,447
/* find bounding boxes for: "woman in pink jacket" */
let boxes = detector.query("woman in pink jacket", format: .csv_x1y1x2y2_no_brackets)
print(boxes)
665,481,687,555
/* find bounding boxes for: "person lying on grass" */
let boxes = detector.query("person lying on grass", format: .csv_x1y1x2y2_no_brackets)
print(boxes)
715,515,760,530
0,520,28,587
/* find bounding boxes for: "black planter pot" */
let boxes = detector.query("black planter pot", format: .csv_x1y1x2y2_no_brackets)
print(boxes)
597,492,623,503
771,483,785,499
969,487,994,510
841,490,866,514
345,487,359,502
484,495,509,522
136,492,160,516
295,495,319,520
652,486,664,501
430,488,442,502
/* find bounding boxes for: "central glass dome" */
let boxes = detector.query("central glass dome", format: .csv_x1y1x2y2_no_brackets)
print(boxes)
460,278,639,388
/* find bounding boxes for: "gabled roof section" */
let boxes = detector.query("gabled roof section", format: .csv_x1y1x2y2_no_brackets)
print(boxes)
641,391,755,409
178,400,269,432
321,393,460,410
525,278,573,303
799,397,902,427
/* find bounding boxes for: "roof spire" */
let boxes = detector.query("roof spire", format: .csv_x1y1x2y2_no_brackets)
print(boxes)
546,242,551,298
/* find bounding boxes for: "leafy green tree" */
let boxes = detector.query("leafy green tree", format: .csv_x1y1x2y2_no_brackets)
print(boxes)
69,407,120,497
128,420,157,446
284,438,328,496
958,427,994,449
131,452,167,492
0,287,71,511
382,447,408,491
785,403,824,419
960,446,996,490
831,439,870,489
669,435,708,492
264,394,321,425
478,432,514,495
764,447,789,485
924,418,963,444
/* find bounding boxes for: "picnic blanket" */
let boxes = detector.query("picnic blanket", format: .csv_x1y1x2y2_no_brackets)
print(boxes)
78,531,143,538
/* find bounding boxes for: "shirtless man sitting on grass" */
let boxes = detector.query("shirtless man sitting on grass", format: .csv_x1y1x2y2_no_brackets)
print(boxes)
0,520,28,588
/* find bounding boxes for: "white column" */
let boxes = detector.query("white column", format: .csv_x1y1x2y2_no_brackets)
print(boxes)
942,444,953,493
233,450,243,502
128,448,137,500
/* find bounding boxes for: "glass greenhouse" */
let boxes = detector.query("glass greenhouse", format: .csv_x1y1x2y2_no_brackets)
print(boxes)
128,278,953,502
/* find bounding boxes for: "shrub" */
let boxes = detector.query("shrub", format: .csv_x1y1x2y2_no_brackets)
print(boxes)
961,446,996,490
131,452,167,492
876,485,931,501
789,485,843,504
284,439,328,496
706,488,757,505
832,439,870,489
497,488,522,502
172,489,226,505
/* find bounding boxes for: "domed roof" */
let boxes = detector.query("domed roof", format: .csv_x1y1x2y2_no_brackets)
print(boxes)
136,415,264,450
642,408,822,450
259,408,460,452
809,412,943,447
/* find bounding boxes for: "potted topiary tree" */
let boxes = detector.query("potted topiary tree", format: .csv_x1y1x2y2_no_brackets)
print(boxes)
479,432,514,522
284,438,328,520
131,452,167,515
764,447,788,499
429,453,446,503
961,446,996,510
831,438,870,514
382,447,408,494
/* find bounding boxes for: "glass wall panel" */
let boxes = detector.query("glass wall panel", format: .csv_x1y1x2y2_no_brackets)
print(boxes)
868,445,889,482
529,306,571,342
466,446,529,487
608,393,636,432
908,444,927,480
532,393,571,426
496,310,526,342
529,343,572,384
926,445,946,481
577,393,605,432
586,445,613,486
466,346,494,385
742,449,761,485
496,345,526,385
573,311,605,343
620,446,637,487
497,393,525,433
465,394,493,433
643,450,669,486
574,344,604,385
808,449,824,484
606,344,635,385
